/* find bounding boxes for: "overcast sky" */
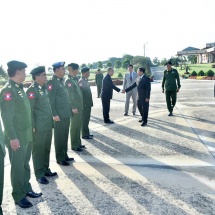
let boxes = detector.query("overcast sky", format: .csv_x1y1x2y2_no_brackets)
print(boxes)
0,0,214,72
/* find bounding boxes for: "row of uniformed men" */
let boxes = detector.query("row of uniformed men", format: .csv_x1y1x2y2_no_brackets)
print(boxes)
0,61,93,211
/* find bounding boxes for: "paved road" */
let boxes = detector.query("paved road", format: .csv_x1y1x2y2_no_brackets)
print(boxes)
2,68,215,215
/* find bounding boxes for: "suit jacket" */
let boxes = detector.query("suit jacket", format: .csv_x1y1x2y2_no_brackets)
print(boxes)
101,74,120,100
123,72,138,93
125,75,151,100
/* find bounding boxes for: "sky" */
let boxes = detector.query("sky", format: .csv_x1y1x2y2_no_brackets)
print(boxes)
0,0,214,73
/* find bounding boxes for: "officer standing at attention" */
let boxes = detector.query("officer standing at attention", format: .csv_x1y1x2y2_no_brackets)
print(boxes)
0,61,42,208
79,67,94,139
162,60,181,116
0,121,5,214
95,69,103,98
27,66,57,185
47,62,74,166
65,63,85,152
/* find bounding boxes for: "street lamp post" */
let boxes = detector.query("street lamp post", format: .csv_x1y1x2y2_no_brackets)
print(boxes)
143,42,148,57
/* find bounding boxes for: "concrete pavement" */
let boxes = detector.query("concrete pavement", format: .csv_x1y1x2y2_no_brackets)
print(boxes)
2,68,215,214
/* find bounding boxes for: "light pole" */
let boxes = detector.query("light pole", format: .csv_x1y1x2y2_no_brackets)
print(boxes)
143,42,148,57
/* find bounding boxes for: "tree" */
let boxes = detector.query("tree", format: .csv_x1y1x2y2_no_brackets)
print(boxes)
153,57,159,65
107,61,112,67
97,61,103,69
122,58,130,69
0,65,8,79
81,63,87,68
161,58,167,66
115,60,122,69
170,57,181,67
188,55,197,64
122,54,133,62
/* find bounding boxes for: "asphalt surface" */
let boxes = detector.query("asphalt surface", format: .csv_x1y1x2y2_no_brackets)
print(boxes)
2,67,215,215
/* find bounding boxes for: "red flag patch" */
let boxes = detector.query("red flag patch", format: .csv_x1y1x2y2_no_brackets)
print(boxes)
28,92,35,99
47,85,52,90
4,92,12,101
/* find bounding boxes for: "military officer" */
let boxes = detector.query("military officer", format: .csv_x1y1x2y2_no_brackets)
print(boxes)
0,61,42,209
162,60,181,116
47,62,74,166
27,66,57,185
0,121,5,214
79,67,94,139
95,69,103,98
65,63,85,152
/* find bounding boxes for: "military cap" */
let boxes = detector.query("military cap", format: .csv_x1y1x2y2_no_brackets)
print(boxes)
68,63,79,70
81,67,90,73
97,69,101,72
7,60,27,70
52,62,65,69
30,66,45,76
164,60,172,66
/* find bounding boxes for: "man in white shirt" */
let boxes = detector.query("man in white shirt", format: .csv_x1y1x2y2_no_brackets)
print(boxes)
122,64,138,116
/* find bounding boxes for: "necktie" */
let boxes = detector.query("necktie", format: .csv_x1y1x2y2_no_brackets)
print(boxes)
130,74,132,81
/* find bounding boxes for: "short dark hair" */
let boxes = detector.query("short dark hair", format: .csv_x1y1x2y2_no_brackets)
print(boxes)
138,67,145,73
128,64,133,68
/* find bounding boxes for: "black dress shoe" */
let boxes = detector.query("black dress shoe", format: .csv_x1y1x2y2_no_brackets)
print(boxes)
65,157,74,162
37,176,49,184
168,112,173,116
57,160,70,166
124,113,128,116
138,119,143,122
45,172,58,177
141,122,147,126
89,134,94,137
105,120,114,124
82,136,93,139
16,197,33,208
26,191,42,198
133,112,136,115
72,148,82,152
80,145,86,148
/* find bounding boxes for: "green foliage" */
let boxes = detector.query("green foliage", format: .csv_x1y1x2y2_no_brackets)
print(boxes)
107,61,112,67
117,72,123,78
122,58,130,69
188,55,197,64
206,69,214,77
198,70,205,76
97,61,103,69
191,71,197,76
115,60,122,69
161,58,167,65
0,65,8,79
153,57,159,65
81,63,87,68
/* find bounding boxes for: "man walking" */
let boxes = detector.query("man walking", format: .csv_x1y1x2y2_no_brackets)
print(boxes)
0,61,42,208
162,60,181,116
65,63,85,152
79,67,93,139
27,66,57,185
95,69,103,98
101,67,121,124
122,64,137,116
47,62,73,166
123,67,151,126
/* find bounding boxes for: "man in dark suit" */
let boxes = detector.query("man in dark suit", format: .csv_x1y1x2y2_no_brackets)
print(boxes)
101,67,121,123
123,67,151,126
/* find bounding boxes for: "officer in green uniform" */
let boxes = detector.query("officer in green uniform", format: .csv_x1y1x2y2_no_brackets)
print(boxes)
0,121,5,215
79,67,94,139
65,63,85,152
162,60,181,116
27,66,57,185
47,62,74,166
95,69,103,98
0,61,42,209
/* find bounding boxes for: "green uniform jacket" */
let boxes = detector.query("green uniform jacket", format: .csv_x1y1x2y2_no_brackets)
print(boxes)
26,82,53,131
47,75,71,118
95,73,103,86
162,68,181,91
0,122,5,156
79,77,93,108
0,79,33,144
65,75,83,111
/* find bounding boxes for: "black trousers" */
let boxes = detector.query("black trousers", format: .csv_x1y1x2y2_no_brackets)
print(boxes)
137,99,149,123
101,98,110,123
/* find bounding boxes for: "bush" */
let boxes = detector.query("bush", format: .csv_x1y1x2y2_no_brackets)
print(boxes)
117,72,123,78
212,64,215,68
198,70,205,76
206,69,214,77
190,71,197,76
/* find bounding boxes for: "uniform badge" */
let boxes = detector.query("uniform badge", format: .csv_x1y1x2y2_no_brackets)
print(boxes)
68,83,72,87
79,82,82,86
47,85,52,90
4,92,12,101
28,92,35,99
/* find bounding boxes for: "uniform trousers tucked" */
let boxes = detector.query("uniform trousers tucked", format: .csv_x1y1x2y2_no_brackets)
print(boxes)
97,85,102,98
32,129,52,179
7,142,33,202
0,151,4,212
125,91,137,114
101,98,110,122
165,91,177,113
137,99,149,123
70,111,82,149
54,118,70,162
82,107,91,137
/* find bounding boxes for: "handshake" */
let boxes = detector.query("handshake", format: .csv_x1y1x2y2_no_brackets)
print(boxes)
121,89,125,94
